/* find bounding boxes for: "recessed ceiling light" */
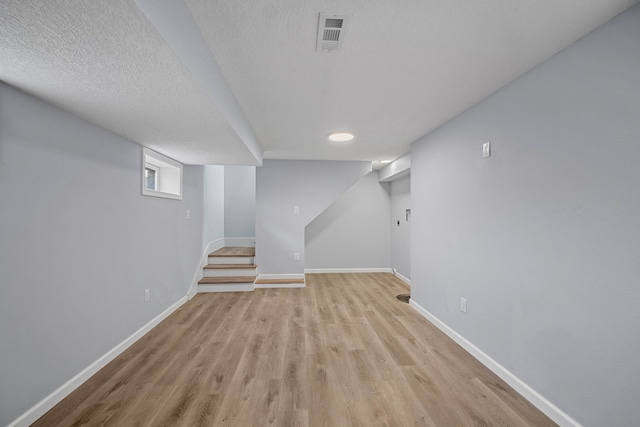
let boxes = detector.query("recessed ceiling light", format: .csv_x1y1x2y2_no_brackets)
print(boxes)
380,160,392,164
329,132,354,142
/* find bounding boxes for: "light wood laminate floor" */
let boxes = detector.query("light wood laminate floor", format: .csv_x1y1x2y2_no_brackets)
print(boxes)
33,273,556,426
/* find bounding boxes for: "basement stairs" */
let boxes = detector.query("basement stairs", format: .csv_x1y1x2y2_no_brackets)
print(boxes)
197,246,306,292
198,247,257,292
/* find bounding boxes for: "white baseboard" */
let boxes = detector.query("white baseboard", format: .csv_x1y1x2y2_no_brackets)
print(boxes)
188,239,225,299
8,297,187,427
304,268,393,274
223,237,255,247
408,299,581,427
394,271,411,286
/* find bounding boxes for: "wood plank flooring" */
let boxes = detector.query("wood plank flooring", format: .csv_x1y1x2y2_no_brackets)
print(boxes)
33,273,556,426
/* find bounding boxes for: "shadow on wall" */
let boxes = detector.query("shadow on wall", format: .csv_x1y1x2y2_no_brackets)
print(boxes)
305,172,391,271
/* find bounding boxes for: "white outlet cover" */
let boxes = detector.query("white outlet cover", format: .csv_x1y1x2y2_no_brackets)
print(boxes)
482,141,491,158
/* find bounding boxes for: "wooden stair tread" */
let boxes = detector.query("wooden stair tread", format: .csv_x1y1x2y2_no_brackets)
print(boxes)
204,264,257,270
209,247,255,257
254,278,305,285
198,276,256,285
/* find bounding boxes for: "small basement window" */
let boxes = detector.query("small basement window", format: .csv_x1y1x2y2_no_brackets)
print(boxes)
145,164,158,191
142,147,182,200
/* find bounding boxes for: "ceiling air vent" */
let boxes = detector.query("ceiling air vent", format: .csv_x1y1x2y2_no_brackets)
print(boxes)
316,13,350,52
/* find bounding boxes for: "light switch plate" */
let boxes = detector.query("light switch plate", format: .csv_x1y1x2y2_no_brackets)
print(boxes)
482,141,491,158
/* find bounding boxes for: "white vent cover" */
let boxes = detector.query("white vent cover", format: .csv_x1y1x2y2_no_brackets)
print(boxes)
316,13,350,52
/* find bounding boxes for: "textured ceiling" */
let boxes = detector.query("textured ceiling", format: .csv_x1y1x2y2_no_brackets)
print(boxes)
1,0,638,166
0,0,259,165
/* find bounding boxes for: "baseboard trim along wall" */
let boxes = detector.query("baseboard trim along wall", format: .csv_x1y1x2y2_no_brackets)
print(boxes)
304,268,393,274
408,299,581,427
9,296,188,427
393,271,411,286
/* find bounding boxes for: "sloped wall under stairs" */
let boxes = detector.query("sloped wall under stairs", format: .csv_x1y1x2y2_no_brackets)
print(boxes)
255,160,371,277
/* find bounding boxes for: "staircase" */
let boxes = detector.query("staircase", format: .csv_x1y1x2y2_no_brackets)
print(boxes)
198,247,256,292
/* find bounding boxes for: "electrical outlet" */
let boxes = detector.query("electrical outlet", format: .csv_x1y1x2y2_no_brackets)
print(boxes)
145,289,150,302
186,209,191,219
293,205,300,214
460,297,467,313
294,252,300,261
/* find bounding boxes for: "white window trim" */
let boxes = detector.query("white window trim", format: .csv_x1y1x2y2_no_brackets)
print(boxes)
141,147,183,200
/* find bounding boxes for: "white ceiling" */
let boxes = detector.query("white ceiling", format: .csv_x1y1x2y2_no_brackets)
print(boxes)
1,0,637,166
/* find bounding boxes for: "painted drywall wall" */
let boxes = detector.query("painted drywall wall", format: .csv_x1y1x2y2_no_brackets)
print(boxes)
410,5,640,426
305,172,391,271
203,165,255,247
224,166,255,238
255,160,371,275
203,165,225,247
0,82,204,426
390,174,411,281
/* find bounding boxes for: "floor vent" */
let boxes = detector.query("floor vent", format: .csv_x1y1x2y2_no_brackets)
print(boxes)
316,13,349,52
396,294,410,303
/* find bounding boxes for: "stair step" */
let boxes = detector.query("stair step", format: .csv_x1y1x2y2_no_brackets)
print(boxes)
204,264,257,269
209,247,255,257
203,268,257,277
254,278,305,285
198,247,257,293
208,257,255,265
198,276,256,285
198,283,254,293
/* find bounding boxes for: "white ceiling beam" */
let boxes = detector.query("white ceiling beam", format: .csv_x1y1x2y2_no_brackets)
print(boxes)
378,152,411,182
134,0,263,165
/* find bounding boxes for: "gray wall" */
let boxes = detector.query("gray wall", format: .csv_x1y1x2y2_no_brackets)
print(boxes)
203,165,255,246
255,160,370,275
203,165,224,247
390,174,411,280
0,83,204,426
224,166,255,238
305,172,391,270
410,5,640,426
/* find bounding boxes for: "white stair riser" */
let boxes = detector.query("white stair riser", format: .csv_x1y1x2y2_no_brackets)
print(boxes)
208,256,255,264
198,283,255,293
203,269,257,277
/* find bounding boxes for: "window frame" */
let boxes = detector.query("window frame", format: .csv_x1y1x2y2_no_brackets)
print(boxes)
144,163,159,192
141,147,183,200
